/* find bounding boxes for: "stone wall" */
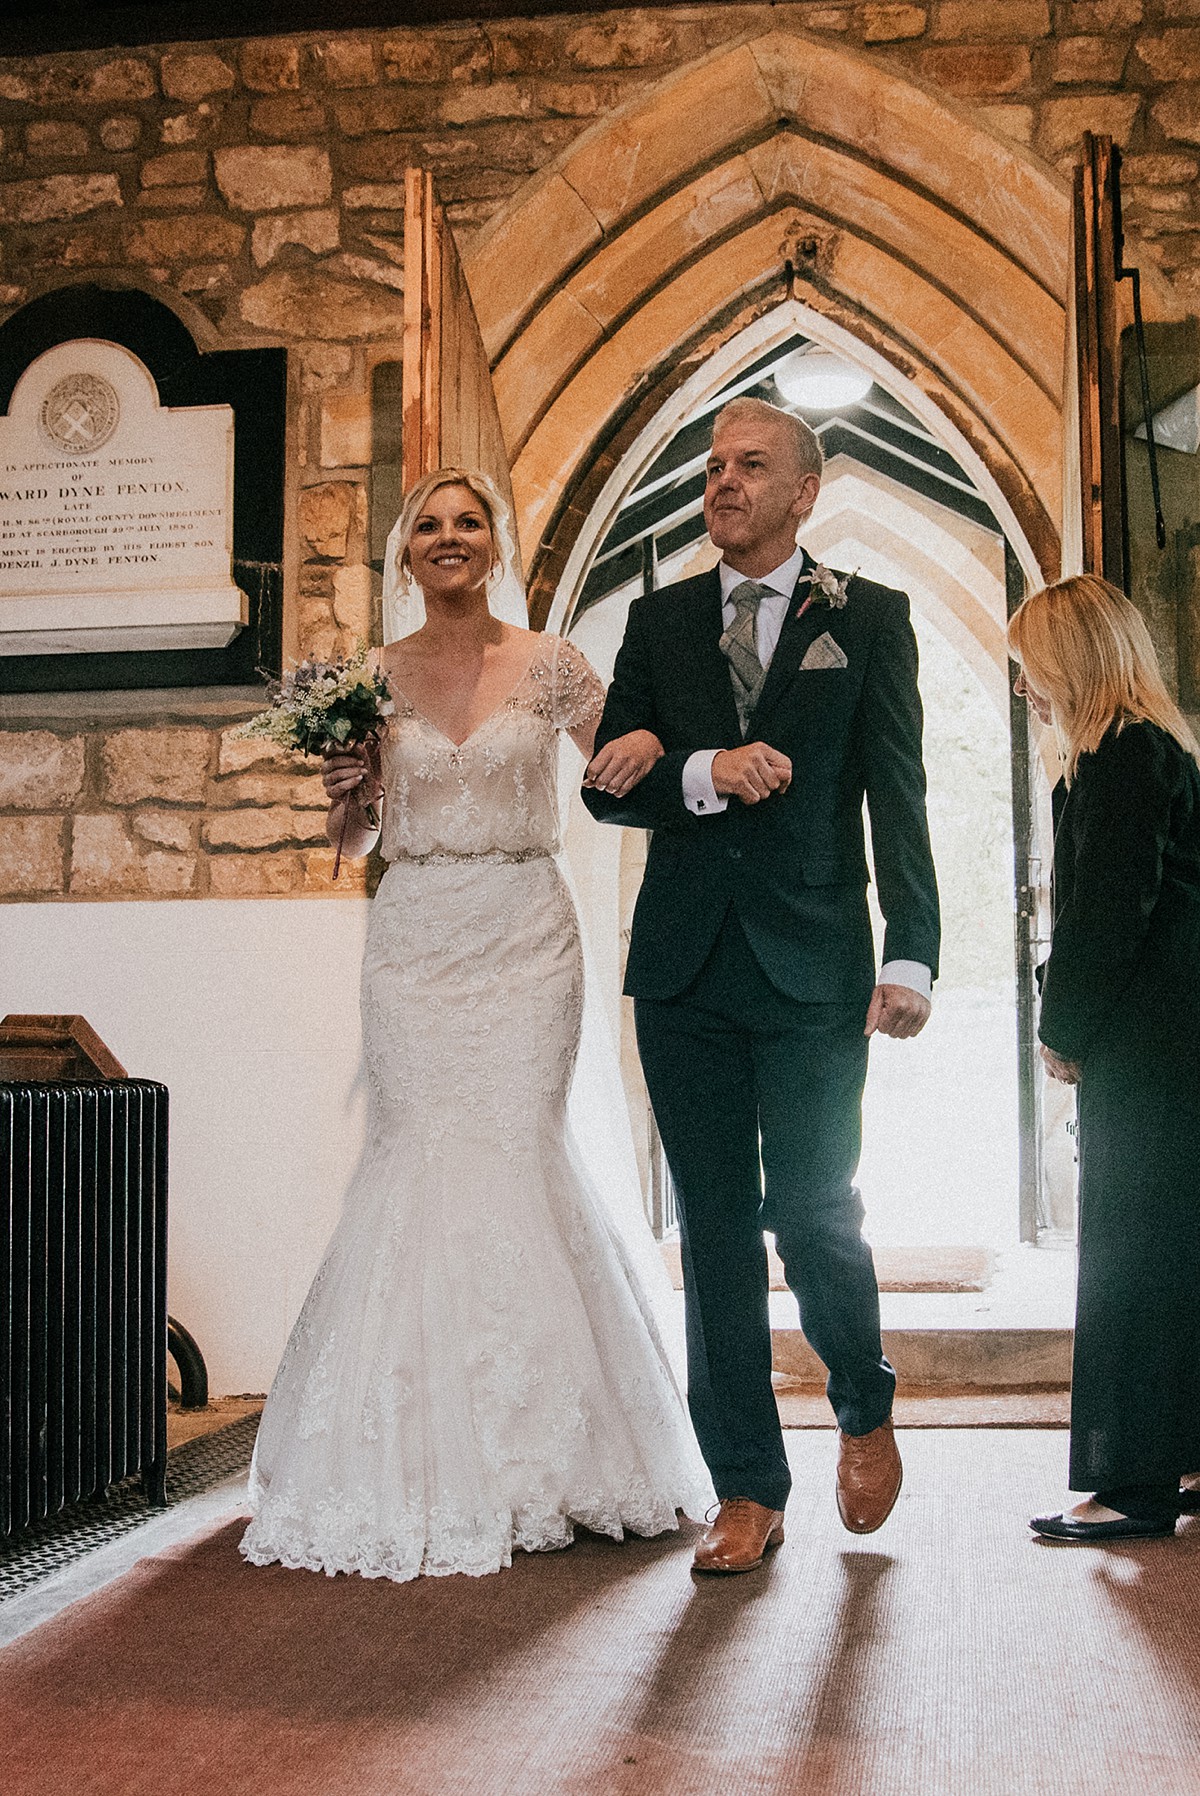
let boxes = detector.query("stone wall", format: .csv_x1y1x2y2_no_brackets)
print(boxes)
2,1,1198,901
0,714,367,898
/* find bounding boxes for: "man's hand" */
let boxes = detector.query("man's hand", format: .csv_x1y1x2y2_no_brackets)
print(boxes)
864,983,931,1039
1040,1044,1082,1085
712,742,792,805
583,729,665,798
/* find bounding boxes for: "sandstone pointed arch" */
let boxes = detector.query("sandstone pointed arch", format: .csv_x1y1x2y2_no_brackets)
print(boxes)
461,29,1079,586
805,463,1011,714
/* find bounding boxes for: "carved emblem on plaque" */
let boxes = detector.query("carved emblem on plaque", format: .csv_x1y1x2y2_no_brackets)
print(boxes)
2,338,242,655
40,372,121,455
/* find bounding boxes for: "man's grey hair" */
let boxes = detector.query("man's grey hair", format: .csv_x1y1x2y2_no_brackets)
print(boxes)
711,396,824,482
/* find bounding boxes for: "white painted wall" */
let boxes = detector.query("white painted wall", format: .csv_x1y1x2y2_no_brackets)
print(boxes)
2,897,370,1395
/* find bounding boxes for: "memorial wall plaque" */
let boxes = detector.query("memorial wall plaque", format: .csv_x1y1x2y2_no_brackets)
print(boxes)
0,338,245,655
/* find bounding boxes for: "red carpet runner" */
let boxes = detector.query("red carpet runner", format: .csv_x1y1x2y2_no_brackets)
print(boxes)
2,1431,1198,1796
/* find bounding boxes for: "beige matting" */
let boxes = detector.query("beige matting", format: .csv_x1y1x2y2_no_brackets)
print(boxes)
2,1430,1198,1796
166,1395,264,1451
661,1241,997,1294
776,1386,1070,1428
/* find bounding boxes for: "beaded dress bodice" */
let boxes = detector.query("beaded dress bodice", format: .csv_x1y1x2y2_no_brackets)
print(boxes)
378,635,604,862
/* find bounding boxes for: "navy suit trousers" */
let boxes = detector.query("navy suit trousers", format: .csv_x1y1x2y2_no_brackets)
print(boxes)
635,911,895,1510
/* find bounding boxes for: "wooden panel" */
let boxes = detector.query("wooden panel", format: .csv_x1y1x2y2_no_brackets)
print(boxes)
440,236,514,501
1179,528,1200,711
402,167,440,491
0,1015,127,1082
1072,134,1126,587
402,165,522,587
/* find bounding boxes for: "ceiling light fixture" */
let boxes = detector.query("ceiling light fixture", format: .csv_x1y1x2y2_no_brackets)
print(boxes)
773,349,873,410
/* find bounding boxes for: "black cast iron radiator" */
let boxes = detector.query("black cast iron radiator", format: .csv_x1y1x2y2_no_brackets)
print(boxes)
1,1081,169,1537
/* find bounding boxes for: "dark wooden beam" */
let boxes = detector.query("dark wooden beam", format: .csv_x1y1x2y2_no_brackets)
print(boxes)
4,0,704,58
1073,133,1127,589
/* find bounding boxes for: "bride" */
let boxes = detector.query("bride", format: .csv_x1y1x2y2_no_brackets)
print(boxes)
240,467,712,1581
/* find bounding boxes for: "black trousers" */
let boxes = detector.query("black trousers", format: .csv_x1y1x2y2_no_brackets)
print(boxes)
1069,1027,1200,1494
635,912,894,1511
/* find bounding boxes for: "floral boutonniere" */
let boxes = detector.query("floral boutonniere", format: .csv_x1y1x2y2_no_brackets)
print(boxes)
796,563,855,620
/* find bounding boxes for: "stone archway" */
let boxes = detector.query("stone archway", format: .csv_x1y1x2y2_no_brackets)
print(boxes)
804,463,1010,713
462,27,1077,596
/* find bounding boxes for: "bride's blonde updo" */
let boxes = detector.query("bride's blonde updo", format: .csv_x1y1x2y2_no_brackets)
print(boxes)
387,468,519,589
383,468,527,640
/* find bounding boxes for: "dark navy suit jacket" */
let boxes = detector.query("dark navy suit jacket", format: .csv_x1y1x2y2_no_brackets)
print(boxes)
581,557,941,1005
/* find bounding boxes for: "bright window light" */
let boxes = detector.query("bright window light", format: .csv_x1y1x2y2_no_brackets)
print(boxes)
773,349,873,410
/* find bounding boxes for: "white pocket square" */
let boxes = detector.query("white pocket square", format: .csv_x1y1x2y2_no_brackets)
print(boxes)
800,631,848,671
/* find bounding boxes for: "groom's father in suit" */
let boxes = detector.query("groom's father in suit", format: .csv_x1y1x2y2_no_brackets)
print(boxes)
583,397,939,1573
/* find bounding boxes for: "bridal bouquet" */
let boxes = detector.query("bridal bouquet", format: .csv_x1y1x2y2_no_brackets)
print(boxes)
234,645,393,875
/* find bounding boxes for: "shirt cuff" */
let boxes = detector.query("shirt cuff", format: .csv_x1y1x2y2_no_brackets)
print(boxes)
877,960,932,999
682,749,728,816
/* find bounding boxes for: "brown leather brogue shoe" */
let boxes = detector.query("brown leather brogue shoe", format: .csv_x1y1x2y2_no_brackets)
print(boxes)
836,1417,903,1534
692,1498,785,1574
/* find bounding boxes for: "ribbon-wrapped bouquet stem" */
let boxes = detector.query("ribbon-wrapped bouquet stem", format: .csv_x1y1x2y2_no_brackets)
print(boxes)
234,645,394,878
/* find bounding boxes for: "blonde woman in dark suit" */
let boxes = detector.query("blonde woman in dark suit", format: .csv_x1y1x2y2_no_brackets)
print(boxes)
1009,574,1200,1540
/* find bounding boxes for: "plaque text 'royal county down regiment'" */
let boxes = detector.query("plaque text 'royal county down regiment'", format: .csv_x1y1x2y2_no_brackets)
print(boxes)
0,338,244,655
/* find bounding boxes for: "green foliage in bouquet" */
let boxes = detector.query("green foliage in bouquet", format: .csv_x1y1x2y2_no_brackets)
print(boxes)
234,645,394,878
234,644,394,757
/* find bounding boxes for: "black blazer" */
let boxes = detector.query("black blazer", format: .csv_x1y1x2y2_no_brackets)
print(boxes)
1039,720,1200,1063
581,558,940,1004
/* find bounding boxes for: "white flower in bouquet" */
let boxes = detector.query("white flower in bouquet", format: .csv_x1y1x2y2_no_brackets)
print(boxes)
234,644,394,874
235,644,394,760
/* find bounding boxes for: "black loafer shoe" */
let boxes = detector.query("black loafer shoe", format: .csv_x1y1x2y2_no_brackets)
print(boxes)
1030,1511,1177,1541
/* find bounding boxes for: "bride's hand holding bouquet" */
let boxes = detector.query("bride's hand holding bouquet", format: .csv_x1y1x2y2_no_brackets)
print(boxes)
322,739,383,810
234,644,393,875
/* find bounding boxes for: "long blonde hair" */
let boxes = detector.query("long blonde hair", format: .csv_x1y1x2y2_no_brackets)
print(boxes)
1007,574,1199,783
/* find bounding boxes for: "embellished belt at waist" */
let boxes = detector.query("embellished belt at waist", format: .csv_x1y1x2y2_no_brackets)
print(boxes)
386,847,552,867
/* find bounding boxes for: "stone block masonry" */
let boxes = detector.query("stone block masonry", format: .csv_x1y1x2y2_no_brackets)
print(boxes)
3,6,1198,329
1,3,1198,899
0,719,368,900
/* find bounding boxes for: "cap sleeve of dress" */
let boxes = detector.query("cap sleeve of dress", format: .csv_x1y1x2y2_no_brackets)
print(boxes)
550,635,606,735
365,644,395,738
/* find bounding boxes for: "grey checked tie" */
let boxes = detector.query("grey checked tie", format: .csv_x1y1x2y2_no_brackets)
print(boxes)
720,579,772,735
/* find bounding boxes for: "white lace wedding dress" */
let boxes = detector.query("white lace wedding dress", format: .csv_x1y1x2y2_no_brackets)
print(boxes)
241,635,711,1581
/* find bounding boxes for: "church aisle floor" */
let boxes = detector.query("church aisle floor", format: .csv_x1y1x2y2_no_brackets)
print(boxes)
1,1429,1197,1796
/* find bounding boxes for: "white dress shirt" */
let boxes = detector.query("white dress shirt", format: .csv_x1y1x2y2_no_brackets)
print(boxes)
679,549,932,1000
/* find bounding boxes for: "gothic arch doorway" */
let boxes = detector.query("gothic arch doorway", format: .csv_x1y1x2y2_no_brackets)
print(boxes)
462,25,1074,599
541,299,1024,662
445,26,1129,1252
555,322,1058,1252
